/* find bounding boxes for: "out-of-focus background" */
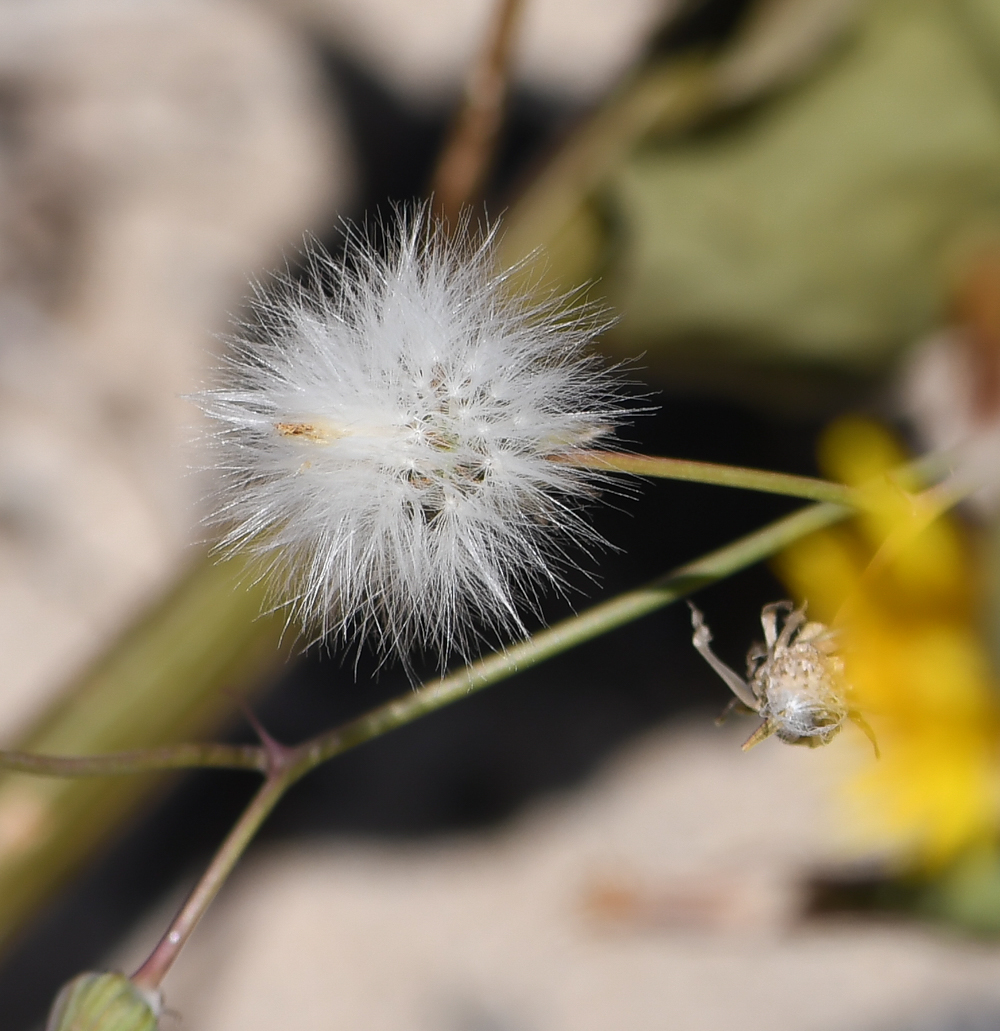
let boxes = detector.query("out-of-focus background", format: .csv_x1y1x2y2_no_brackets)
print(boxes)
2,0,1000,1028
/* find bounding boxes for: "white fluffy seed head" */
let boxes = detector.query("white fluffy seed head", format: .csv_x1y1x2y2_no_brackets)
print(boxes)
195,210,634,666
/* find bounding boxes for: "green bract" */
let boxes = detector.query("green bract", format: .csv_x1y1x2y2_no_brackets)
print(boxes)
45,972,160,1031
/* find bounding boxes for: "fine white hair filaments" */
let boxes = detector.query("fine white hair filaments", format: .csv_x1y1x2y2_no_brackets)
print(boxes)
688,600,878,754
196,210,635,667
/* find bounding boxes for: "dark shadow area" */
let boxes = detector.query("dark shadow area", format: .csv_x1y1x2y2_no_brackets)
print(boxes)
647,0,757,57
323,47,447,217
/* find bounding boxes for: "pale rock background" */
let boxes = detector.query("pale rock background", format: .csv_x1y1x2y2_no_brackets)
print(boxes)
272,0,678,104
0,0,349,740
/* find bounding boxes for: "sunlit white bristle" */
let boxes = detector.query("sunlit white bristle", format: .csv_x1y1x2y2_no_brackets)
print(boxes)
196,209,633,666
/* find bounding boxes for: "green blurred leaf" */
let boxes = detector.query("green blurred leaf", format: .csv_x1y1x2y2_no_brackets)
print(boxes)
504,0,1000,403
0,553,290,954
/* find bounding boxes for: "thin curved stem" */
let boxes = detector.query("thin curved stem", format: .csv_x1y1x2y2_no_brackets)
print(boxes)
20,501,853,788
561,450,864,507
302,500,850,769
120,454,974,999
0,742,267,778
23,502,852,788
121,499,849,995
131,763,292,990
21,470,961,787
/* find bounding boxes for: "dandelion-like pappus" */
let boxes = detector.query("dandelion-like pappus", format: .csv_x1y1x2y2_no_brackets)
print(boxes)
196,210,632,664
689,601,877,753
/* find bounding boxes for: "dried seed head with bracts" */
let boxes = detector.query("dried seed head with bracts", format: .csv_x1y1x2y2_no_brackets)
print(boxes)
195,208,634,667
689,601,878,754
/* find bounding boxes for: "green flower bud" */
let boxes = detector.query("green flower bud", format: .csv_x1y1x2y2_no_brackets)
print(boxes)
45,972,161,1031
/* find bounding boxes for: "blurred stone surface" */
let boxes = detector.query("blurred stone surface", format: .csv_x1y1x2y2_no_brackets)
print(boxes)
115,722,1000,1031
0,0,351,739
270,0,678,103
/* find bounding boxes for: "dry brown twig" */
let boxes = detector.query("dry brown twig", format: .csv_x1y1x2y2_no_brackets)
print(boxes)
430,0,525,223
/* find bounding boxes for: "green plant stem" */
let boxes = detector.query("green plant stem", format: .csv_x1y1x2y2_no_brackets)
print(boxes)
14,501,853,786
564,450,863,506
75,416,972,1005
117,497,848,993
0,743,266,778
304,500,849,765
4,454,935,781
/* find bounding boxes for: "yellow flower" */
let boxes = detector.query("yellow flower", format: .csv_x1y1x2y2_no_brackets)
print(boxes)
775,416,1000,870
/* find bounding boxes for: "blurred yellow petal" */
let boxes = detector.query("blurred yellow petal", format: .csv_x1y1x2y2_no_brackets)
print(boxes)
777,415,1000,870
